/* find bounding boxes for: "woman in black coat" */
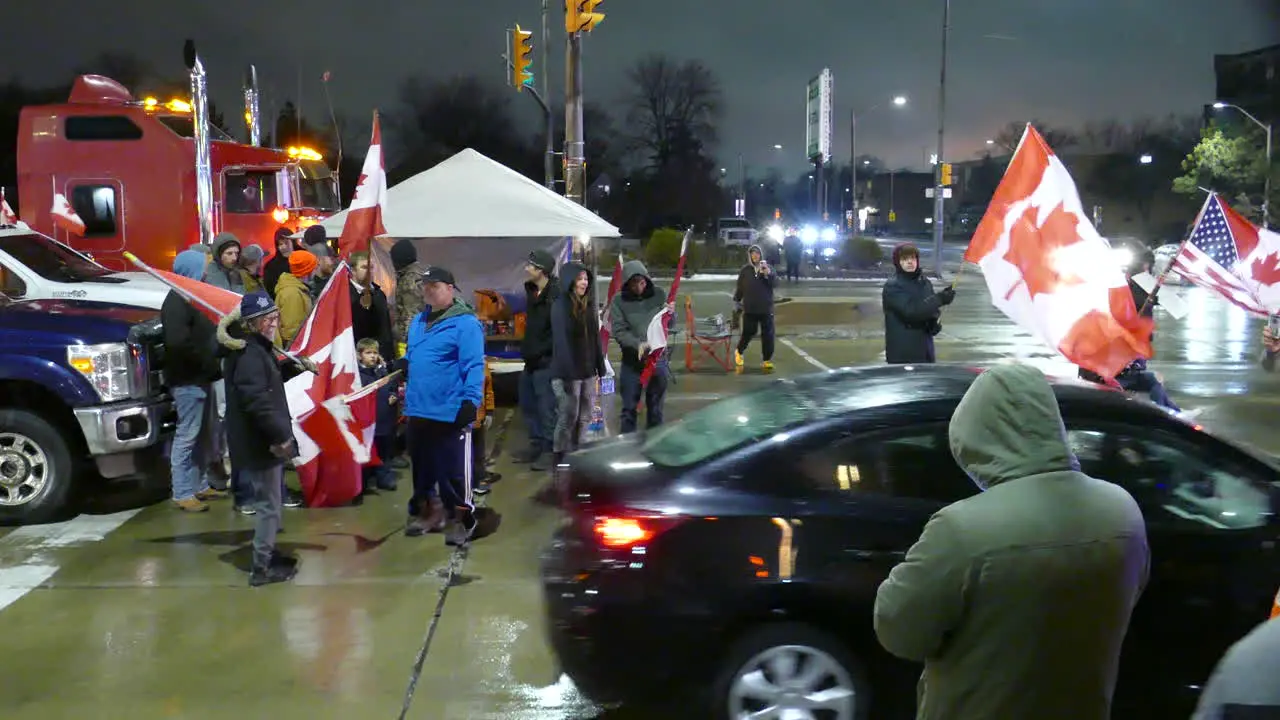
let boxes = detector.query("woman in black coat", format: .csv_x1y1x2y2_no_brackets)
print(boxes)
882,243,955,363
549,262,606,463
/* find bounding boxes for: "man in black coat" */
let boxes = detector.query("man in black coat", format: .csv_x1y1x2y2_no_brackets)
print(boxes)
515,249,561,471
733,244,780,373
349,251,395,361
882,243,955,364
218,290,317,587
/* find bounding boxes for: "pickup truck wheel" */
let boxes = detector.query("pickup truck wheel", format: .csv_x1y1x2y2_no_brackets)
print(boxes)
0,410,75,525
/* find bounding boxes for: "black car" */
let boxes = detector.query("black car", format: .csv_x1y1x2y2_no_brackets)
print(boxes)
541,365,1280,720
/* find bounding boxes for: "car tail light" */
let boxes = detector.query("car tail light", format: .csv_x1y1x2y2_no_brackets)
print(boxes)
588,513,687,550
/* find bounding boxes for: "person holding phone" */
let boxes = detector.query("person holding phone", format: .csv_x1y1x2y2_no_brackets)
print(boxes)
1263,316,1280,372
733,244,780,374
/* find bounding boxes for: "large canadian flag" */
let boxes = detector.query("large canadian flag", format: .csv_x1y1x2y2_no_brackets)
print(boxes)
51,193,86,236
285,264,376,507
965,125,1154,379
337,112,388,259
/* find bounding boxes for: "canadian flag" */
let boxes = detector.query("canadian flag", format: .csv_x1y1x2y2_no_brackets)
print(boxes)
285,263,373,507
123,251,241,323
965,125,1153,379
0,188,16,225
51,193,86,236
1216,196,1280,314
337,112,388,259
598,253,624,353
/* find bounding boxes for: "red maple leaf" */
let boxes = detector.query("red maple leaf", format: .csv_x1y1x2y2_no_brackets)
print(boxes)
1003,203,1086,300
1250,252,1280,285
302,354,356,408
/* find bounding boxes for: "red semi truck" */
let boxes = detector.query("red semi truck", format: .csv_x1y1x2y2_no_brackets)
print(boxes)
14,47,339,272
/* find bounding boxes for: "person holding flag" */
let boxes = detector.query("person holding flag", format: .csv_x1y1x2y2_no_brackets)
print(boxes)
611,260,674,433
883,243,955,364
399,266,486,546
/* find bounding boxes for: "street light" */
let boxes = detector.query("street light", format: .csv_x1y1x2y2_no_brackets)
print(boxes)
1213,101,1272,228
851,94,908,236
773,144,783,150
1139,154,1153,165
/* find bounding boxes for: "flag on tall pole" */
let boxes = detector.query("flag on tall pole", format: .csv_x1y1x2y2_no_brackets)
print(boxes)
51,193,85,236
337,111,387,259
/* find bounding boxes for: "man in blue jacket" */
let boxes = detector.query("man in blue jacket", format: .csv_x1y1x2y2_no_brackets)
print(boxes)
400,266,487,546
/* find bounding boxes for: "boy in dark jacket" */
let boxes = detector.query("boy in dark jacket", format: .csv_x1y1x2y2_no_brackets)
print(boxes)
733,244,780,374
357,338,400,493
218,291,317,587
882,243,955,363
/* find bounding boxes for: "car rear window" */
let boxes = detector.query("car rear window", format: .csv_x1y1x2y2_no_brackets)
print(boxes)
641,384,813,467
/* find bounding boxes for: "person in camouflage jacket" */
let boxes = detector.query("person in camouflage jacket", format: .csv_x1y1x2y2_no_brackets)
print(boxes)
391,239,425,358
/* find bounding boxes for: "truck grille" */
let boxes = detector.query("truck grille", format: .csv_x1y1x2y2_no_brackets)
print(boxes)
127,318,167,397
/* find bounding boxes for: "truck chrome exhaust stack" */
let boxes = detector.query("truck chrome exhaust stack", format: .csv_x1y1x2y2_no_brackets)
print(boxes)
242,64,261,147
184,39,215,247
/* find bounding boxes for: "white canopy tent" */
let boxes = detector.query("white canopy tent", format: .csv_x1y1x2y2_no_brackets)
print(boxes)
320,148,619,296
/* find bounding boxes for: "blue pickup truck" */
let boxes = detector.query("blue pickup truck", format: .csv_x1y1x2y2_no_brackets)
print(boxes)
0,294,173,524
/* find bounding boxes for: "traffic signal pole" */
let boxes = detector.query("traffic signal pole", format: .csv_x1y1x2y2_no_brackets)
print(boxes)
564,30,585,206
930,0,951,277
541,0,554,191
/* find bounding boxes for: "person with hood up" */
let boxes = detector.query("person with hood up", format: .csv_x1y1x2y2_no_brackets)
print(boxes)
733,244,780,374
216,290,317,587
161,249,227,512
1193,614,1280,719
873,362,1150,720
550,262,607,464
349,251,395,362
238,244,266,294
514,249,561,471
398,266,485,546
204,233,246,293
611,260,674,433
262,227,296,298
882,243,954,364
275,250,316,348
390,238,425,358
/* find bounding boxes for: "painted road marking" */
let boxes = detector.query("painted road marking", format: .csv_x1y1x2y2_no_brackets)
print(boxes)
781,338,832,371
0,508,141,613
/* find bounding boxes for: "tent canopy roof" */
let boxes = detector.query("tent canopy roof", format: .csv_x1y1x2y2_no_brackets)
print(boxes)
320,148,619,238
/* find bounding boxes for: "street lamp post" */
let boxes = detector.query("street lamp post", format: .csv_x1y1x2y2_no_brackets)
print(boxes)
850,95,906,236
1214,101,1272,229
931,0,951,276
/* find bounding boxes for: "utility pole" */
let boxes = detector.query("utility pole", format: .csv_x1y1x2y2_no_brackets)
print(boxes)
850,109,857,232
738,153,746,216
564,31,585,205
541,0,554,190
930,0,951,276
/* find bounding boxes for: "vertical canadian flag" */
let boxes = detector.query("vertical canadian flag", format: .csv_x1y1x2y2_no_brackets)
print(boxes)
965,124,1153,379
285,264,374,507
0,188,17,225
337,111,388,259
51,193,86,236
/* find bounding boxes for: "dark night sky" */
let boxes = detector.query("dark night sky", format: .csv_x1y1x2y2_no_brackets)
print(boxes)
4,0,1278,176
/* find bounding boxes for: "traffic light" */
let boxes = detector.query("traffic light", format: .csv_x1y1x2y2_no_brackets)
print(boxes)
566,0,604,33
511,25,534,89
940,162,953,186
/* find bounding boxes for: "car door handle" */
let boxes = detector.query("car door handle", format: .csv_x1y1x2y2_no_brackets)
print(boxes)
844,548,907,561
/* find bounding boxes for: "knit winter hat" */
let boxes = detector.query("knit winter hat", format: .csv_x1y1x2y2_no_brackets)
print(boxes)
390,238,417,271
172,249,208,280
239,290,278,321
289,250,318,277
240,244,266,267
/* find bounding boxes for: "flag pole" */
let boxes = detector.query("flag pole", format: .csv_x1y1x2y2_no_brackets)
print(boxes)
344,369,402,402
1137,193,1214,317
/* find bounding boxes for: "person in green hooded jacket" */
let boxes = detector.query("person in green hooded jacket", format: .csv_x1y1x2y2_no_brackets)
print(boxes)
873,362,1150,720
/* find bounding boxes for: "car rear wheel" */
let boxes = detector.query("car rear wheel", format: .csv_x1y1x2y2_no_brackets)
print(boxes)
0,410,75,525
713,622,868,720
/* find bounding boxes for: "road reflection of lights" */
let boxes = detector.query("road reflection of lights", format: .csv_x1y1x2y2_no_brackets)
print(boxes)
134,557,159,586
771,518,795,580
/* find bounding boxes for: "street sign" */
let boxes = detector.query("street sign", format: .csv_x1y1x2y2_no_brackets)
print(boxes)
888,210,897,223
805,69,833,162
924,188,953,199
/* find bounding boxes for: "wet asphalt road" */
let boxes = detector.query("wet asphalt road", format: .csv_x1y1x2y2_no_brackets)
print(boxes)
0,275,1277,719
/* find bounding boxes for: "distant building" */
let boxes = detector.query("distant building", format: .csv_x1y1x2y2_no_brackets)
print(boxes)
862,171,933,235
1214,43,1279,122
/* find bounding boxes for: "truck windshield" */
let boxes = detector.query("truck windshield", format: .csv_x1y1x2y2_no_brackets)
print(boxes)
0,233,113,282
224,171,281,214
297,161,340,211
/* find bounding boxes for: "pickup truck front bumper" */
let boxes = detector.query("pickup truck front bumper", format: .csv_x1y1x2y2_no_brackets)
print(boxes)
74,398,176,479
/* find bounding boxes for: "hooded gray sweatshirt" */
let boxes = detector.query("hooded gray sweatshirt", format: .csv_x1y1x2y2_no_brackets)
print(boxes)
1193,615,1280,719
610,259,666,370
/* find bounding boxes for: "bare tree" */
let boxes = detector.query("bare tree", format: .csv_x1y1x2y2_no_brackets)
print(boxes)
993,120,1078,152
622,55,723,168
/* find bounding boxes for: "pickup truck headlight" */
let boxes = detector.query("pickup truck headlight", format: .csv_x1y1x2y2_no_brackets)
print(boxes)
68,343,136,402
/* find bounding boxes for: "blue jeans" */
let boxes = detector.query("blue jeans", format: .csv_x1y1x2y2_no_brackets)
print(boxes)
1119,370,1181,412
619,361,669,434
170,384,215,501
519,366,557,453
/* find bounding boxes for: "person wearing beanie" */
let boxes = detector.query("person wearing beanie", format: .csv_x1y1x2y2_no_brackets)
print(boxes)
263,227,296,298
161,250,225,513
275,250,316,348
238,244,266,294
217,290,317,587
513,248,561,470
301,225,336,300
205,233,245,293
882,243,955,364
391,238,424,358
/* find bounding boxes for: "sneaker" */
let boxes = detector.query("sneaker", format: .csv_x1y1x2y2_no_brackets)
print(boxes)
484,471,503,484
389,457,410,470
270,550,299,568
1177,407,1204,420
234,504,257,516
195,487,227,501
404,516,428,537
425,498,447,533
249,562,297,587
473,482,491,496
445,514,477,547
734,350,745,370
283,490,304,508
172,497,209,513
762,361,775,374
376,477,399,492
511,447,541,464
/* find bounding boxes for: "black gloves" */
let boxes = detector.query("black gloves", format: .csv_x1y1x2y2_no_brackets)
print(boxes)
938,287,957,306
454,401,477,429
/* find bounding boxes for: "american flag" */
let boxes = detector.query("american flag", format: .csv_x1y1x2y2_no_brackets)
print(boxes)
1171,194,1266,314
